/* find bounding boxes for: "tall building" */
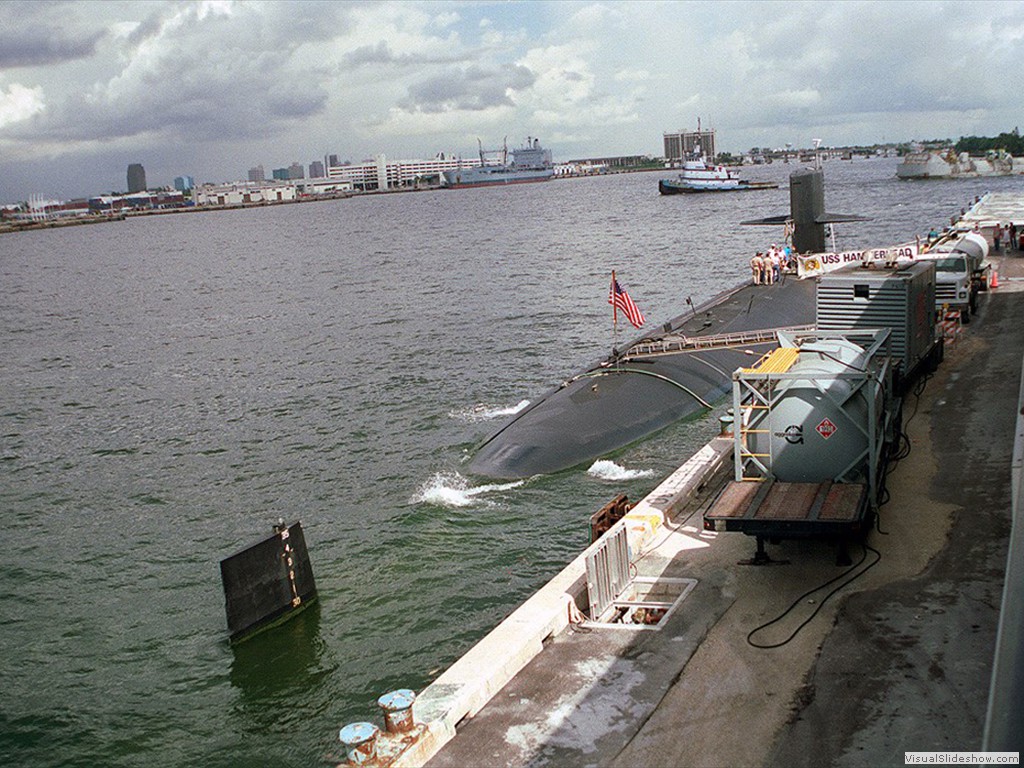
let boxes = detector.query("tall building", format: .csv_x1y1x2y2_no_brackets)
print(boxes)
309,160,324,178
272,167,290,181
327,154,340,169
173,175,195,191
248,165,265,183
288,162,304,180
127,163,146,193
663,128,716,164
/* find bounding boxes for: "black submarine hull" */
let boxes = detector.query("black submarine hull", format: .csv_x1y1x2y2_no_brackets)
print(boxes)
467,276,817,479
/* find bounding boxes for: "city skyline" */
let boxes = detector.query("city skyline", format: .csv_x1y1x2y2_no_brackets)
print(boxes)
1,0,1022,204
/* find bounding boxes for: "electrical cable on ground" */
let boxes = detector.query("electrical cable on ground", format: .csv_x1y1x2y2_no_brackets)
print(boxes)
746,542,882,649
876,367,930,531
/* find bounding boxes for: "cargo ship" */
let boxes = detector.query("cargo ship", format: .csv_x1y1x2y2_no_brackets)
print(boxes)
443,137,553,189
896,148,1019,179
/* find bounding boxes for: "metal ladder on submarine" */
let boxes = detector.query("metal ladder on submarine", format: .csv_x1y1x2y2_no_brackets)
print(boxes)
467,166,868,479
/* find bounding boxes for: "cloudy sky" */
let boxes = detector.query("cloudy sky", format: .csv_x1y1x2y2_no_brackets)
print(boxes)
1,0,1022,203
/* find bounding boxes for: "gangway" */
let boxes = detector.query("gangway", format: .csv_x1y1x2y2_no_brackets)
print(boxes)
622,325,815,360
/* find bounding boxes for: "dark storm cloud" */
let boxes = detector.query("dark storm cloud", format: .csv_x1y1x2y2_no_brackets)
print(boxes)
0,27,104,68
264,87,328,119
20,67,329,144
0,0,108,68
400,64,536,113
3,2,335,145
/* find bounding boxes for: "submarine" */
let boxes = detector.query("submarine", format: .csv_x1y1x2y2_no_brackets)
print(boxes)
468,166,867,480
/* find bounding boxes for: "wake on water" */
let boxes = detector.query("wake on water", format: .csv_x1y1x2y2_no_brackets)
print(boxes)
412,471,525,509
448,399,530,423
412,460,651,514
411,400,532,510
421,404,650,510
587,460,654,482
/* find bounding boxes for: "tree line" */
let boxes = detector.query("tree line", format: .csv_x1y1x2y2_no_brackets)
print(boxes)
955,128,1023,156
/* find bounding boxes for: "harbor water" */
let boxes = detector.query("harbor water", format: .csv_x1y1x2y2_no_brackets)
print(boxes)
1,158,1016,766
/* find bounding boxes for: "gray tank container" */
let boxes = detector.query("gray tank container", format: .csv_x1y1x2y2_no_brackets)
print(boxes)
951,231,989,263
743,336,889,484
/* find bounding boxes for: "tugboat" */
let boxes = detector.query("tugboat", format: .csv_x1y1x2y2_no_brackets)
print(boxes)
659,144,778,194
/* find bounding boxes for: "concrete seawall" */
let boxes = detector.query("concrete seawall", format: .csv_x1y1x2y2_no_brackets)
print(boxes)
393,439,734,767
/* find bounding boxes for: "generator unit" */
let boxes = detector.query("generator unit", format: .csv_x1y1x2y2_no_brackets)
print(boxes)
816,260,940,389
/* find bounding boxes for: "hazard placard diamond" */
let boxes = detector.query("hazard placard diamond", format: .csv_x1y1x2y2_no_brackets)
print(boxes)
816,418,837,439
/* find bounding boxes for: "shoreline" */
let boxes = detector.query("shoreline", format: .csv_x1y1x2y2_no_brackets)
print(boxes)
0,165,733,236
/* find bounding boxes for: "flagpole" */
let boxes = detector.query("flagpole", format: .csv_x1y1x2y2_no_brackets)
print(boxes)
610,270,618,366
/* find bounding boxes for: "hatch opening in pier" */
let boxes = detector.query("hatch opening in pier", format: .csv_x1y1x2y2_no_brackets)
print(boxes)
585,576,697,631
584,521,696,630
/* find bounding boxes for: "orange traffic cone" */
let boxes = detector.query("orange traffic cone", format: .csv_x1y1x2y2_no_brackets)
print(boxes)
991,269,1000,289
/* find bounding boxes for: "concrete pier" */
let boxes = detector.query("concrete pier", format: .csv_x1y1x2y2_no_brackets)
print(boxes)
350,218,1024,767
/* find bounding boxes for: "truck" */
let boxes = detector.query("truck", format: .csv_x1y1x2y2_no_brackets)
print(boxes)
918,231,991,323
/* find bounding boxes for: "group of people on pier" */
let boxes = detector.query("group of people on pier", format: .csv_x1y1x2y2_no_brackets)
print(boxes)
992,222,1021,252
749,244,791,285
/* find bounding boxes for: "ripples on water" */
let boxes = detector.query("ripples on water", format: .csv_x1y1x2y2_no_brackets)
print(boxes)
1,159,1017,766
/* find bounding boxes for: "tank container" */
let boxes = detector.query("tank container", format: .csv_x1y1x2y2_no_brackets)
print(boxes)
745,338,886,483
951,232,989,262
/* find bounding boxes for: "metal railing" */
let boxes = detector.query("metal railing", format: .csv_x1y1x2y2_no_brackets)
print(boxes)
623,324,815,359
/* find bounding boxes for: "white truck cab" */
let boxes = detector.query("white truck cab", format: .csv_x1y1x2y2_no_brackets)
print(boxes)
919,232,990,323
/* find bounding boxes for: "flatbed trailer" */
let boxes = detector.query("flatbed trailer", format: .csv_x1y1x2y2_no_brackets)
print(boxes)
705,478,868,537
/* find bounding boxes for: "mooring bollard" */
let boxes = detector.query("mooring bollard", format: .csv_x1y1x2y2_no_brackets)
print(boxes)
377,689,417,734
338,722,380,765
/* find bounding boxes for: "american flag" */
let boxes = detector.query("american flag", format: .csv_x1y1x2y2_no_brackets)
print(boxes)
608,275,645,329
